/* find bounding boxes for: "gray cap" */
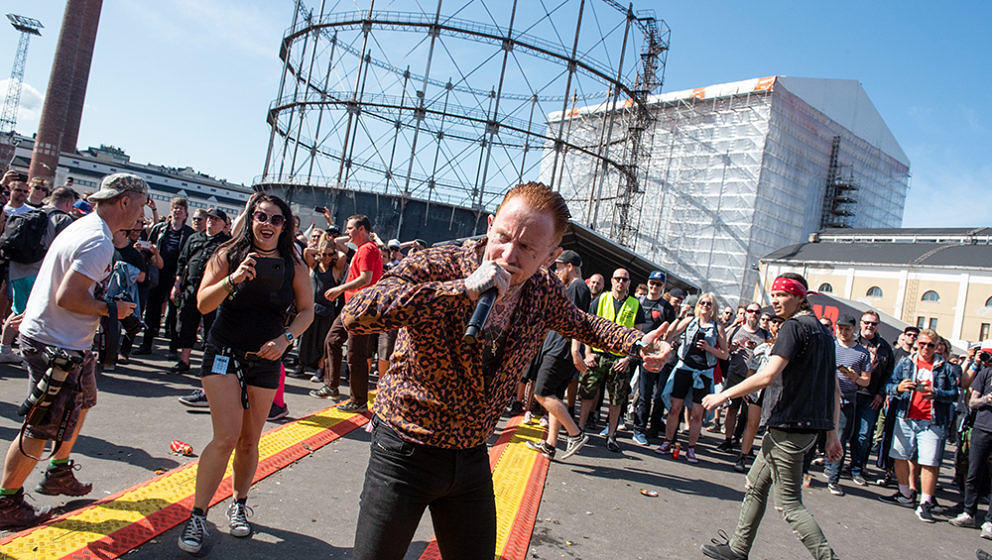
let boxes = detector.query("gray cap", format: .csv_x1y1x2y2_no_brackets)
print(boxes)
87,173,148,201
388,238,401,249
555,249,582,267
836,314,858,327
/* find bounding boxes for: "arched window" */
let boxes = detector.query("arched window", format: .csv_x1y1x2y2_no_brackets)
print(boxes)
866,286,883,298
985,296,992,308
818,283,833,293
921,290,940,303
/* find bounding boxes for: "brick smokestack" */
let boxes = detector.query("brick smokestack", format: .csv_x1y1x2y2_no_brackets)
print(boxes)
61,0,103,154
29,0,103,181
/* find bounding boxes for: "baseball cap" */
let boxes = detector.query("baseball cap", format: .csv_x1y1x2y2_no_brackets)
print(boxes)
903,326,920,335
87,172,148,201
555,250,582,267
648,270,666,282
205,207,228,221
668,288,686,299
388,238,401,250
72,199,93,214
836,314,858,327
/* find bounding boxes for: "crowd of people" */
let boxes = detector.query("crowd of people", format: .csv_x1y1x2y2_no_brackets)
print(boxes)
0,170,988,559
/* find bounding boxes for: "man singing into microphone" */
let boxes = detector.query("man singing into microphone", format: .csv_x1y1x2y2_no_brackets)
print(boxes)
341,182,670,559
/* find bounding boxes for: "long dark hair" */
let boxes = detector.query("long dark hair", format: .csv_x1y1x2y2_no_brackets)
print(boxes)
221,194,300,270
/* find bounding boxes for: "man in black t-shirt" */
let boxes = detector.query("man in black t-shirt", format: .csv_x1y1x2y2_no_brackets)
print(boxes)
951,360,992,532
717,302,770,452
701,273,841,560
632,270,675,445
525,251,592,460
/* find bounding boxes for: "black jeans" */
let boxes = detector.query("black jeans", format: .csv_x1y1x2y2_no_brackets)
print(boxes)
142,272,178,350
353,417,496,560
964,426,992,520
634,363,672,436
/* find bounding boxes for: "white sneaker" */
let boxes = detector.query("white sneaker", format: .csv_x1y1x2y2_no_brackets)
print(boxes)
539,416,548,428
523,411,534,424
0,349,22,364
981,521,992,540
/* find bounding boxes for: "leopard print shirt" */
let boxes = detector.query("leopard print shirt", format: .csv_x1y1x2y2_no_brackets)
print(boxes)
341,238,642,448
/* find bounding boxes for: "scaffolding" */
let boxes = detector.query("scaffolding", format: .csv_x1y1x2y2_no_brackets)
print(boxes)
256,0,669,242
547,76,910,305
0,14,43,170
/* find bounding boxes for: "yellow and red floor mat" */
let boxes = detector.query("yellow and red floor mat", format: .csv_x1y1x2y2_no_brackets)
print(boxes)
0,400,549,560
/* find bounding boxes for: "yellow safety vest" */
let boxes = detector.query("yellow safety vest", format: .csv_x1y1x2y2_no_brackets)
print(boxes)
593,294,639,356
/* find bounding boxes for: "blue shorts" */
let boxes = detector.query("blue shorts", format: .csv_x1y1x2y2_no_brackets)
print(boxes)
10,275,36,314
890,417,945,467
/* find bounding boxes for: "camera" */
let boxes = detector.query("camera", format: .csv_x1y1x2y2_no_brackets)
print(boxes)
314,206,327,213
113,294,145,337
979,351,991,364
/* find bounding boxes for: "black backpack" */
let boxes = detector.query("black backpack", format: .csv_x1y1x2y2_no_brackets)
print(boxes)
0,208,61,264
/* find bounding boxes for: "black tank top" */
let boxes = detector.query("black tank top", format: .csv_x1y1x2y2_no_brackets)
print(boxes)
209,256,295,352
311,265,342,317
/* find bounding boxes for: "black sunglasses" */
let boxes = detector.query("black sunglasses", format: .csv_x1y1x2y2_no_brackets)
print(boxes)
253,211,286,226
613,277,630,282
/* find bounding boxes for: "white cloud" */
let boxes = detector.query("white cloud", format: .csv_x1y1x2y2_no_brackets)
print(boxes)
0,79,43,133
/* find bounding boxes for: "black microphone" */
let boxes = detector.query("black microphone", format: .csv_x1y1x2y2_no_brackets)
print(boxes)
464,287,498,343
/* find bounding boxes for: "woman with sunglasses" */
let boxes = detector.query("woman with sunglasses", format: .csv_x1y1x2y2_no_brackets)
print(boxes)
177,194,313,554
301,238,347,389
657,293,729,463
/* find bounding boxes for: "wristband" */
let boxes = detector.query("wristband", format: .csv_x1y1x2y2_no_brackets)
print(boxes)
222,275,235,293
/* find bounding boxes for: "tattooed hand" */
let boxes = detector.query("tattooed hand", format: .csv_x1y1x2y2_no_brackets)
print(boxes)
465,261,510,302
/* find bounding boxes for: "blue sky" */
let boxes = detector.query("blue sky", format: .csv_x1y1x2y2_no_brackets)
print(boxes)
2,0,989,227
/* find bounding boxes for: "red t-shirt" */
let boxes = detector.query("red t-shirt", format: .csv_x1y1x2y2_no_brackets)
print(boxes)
906,357,933,421
344,240,383,303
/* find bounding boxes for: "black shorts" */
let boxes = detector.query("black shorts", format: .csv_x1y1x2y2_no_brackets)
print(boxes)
533,352,575,399
200,344,282,389
670,368,712,405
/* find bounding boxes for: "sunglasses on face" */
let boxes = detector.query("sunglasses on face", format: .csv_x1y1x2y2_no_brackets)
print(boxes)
253,211,286,226
746,309,760,314
613,277,629,282
698,301,713,306
861,320,879,326
918,341,936,348
648,280,663,286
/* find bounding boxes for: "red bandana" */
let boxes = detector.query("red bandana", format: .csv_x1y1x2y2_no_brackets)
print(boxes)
771,277,807,299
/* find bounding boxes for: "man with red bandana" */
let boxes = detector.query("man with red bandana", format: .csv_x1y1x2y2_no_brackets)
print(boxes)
700,273,842,560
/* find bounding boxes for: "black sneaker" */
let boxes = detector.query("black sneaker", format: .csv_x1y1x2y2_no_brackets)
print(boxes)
606,436,621,453
286,366,308,379
717,439,735,452
169,361,190,374
179,389,209,408
508,401,524,416
879,490,916,508
525,440,556,459
132,345,152,356
733,453,748,473
267,403,289,421
916,500,936,523
701,530,747,560
177,513,209,554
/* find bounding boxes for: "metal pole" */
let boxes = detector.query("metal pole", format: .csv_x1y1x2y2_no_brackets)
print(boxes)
397,0,443,237
289,6,324,177
341,50,373,189
590,10,632,228
424,79,452,226
306,31,337,184
335,0,375,188
384,67,411,196
517,93,537,184
476,0,518,208
471,90,496,208
278,10,311,179
547,0,585,190
262,0,300,181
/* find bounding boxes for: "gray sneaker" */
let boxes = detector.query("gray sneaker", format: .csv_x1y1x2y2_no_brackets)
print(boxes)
560,431,589,460
177,513,209,553
982,521,992,540
226,501,253,538
851,474,867,487
827,482,844,496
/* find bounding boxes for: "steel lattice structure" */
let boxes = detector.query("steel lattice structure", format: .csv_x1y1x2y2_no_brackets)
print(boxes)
257,0,668,243
1,14,43,171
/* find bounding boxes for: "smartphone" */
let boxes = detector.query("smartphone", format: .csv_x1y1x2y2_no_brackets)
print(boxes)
915,381,930,391
314,206,326,213
14,172,28,182
135,240,152,250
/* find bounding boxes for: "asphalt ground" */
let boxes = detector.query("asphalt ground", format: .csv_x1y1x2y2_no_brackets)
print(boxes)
0,339,983,559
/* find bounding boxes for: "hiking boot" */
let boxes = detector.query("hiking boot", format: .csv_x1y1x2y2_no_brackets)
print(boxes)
179,389,209,408
950,512,977,528
309,385,340,399
605,436,621,453
267,403,289,422
339,400,368,413
632,432,649,446
169,361,190,374
879,490,916,508
0,489,53,529
916,500,935,523
525,440,556,459
177,513,209,554
701,530,747,560
226,501,253,537
36,460,93,496
560,431,589,460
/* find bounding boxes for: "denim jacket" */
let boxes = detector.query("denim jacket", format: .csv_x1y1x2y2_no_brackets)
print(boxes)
885,353,958,427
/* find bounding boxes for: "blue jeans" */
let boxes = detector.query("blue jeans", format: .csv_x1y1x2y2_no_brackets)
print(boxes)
850,392,881,477
825,402,856,484
352,416,496,560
